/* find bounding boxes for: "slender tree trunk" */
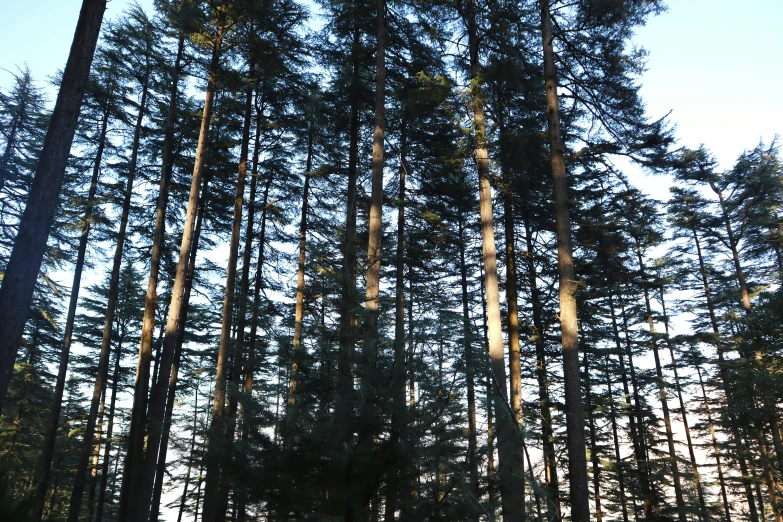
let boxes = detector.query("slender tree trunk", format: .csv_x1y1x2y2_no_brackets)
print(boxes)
479,270,496,517
149,173,209,522
522,213,561,521
604,356,630,522
95,329,125,522
213,60,256,521
176,372,201,522
0,0,107,406
289,122,313,405
608,294,654,516
34,104,110,518
349,1,387,515
124,12,224,521
122,30,185,520
583,350,602,522
458,213,479,499
70,66,150,522
539,2,589,519
385,105,408,522
691,226,758,520
336,19,362,516
466,0,524,519
87,383,108,522
634,247,687,521
660,286,707,520
236,84,264,522
692,346,732,522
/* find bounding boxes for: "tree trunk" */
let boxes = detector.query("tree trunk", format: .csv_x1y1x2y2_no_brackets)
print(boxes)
522,212,561,521
69,63,150,522
95,328,125,522
583,350,602,522
149,172,210,522
458,213,479,499
692,225,758,520
289,122,314,405
34,103,110,518
385,104,408,522
213,60,256,521
691,345,732,521
122,30,185,521
634,247,687,521
660,286,707,520
604,356,630,522
235,83,264,522
608,294,654,516
539,2,589,519
176,372,201,522
350,0,387,514
466,0,524,519
0,0,107,406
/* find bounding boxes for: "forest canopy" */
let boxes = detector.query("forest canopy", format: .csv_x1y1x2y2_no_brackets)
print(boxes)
0,1,781,521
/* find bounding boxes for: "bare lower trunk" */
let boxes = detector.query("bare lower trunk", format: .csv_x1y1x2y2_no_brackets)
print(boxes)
0,0,107,406
467,0,524,518
35,104,110,517
539,2,589,519
70,68,150,522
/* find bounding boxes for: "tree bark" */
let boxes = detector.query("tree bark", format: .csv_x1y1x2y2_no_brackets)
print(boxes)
0,0,107,407
122,30,185,520
34,103,110,518
149,172,210,522
539,2,589,519
70,62,150,522
604,356,630,522
466,0,525,519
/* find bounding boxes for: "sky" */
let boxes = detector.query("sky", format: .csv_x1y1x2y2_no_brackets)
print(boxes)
2,0,781,193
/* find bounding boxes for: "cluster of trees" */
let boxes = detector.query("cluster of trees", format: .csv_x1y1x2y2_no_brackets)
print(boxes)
0,0,781,521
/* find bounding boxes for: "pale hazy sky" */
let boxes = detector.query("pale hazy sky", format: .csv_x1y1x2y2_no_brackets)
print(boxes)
1,0,781,196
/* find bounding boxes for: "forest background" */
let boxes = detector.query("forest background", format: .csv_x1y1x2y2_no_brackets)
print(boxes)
1,0,782,521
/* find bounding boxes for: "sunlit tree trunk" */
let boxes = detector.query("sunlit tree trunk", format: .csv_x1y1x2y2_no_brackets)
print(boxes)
466,0,524,518
539,2,589,518
71,62,150,522
0,0,107,407
289,122,314,405
123,30,185,520
149,173,210,522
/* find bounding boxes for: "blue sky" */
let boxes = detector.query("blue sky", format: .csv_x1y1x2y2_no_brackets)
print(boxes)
2,0,781,178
